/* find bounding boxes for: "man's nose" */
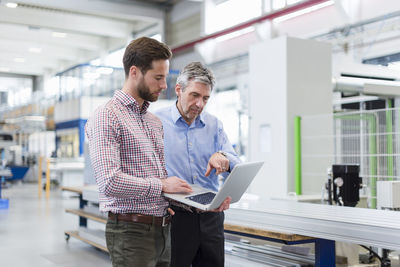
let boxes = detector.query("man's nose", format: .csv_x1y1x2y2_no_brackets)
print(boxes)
195,98,205,108
160,79,167,90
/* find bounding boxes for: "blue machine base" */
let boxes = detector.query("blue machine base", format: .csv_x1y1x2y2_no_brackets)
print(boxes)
0,198,9,209
7,166,29,181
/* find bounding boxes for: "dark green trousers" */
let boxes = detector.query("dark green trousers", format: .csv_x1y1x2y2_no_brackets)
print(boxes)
106,218,171,267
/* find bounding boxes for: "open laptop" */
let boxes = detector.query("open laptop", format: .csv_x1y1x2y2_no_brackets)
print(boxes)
163,161,264,211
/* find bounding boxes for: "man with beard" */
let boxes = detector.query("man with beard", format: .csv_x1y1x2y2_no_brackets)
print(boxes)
155,62,241,267
86,37,192,267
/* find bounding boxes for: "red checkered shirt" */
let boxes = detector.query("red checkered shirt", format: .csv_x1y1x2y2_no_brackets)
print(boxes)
86,90,169,216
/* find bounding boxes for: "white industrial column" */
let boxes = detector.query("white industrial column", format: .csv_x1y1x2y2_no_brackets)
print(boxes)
248,36,332,198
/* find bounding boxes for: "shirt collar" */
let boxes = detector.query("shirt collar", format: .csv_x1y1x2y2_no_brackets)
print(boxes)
115,90,149,114
171,101,205,127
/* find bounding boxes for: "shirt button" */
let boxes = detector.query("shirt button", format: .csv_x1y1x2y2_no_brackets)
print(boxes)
188,142,192,146
191,159,194,163
194,175,198,179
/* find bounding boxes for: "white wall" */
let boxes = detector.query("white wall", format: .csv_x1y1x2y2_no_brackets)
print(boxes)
248,36,333,198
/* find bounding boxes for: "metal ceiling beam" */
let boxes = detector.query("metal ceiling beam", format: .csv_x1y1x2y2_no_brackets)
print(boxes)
171,0,331,54
16,0,164,23
0,39,89,62
0,51,71,69
0,5,140,39
0,24,110,52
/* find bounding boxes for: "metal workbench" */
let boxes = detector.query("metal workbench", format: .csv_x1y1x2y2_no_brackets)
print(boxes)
225,196,400,266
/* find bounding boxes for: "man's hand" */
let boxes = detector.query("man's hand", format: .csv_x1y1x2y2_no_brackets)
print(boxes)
210,196,231,212
205,152,230,176
161,176,192,193
167,207,175,216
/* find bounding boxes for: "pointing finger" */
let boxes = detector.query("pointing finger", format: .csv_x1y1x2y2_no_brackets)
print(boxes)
205,163,212,176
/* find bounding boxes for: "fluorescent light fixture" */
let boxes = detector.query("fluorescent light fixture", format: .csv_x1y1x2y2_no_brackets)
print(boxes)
52,32,67,38
29,47,42,53
0,67,10,72
96,67,114,75
5,2,18,8
216,26,255,42
274,0,334,23
14,57,25,63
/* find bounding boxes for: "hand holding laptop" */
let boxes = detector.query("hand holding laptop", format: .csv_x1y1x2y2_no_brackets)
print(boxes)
164,162,264,211
161,176,193,194
211,196,231,212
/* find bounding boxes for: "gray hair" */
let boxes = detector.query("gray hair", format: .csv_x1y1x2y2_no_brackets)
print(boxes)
176,62,215,91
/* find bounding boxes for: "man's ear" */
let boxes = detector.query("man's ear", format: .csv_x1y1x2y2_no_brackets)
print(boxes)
129,66,139,80
175,84,181,98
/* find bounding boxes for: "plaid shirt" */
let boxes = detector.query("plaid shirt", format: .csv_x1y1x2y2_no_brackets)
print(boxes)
86,90,169,216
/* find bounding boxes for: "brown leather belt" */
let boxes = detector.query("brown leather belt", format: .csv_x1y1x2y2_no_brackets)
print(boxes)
108,212,171,227
171,205,206,214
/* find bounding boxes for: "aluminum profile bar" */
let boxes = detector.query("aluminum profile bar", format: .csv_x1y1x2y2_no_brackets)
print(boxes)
226,199,400,250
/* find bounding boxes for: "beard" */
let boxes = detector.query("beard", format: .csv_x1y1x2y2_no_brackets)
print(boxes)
137,78,159,102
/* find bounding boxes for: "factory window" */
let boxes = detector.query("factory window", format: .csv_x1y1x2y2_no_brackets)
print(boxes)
205,0,262,34
286,0,302,5
91,49,124,68
272,0,285,10
1,77,33,108
205,0,306,34
264,0,302,12
43,76,59,100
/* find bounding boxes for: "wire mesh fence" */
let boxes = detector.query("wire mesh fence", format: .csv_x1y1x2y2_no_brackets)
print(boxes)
301,108,400,208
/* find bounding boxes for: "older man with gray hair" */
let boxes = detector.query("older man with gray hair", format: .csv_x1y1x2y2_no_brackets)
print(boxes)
155,62,241,267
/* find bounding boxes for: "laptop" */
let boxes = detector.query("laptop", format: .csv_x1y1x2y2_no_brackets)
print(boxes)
163,161,264,211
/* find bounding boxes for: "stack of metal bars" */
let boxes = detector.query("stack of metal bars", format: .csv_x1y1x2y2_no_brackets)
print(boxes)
225,239,314,267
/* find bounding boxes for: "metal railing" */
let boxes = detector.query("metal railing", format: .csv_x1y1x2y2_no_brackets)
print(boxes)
298,107,400,208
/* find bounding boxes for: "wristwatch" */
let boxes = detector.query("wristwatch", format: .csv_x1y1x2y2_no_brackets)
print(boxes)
217,151,227,158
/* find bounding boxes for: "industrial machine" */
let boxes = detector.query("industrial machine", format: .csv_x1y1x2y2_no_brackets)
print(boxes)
0,132,15,209
326,164,362,207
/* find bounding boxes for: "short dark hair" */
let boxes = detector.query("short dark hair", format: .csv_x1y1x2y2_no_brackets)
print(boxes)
123,37,172,77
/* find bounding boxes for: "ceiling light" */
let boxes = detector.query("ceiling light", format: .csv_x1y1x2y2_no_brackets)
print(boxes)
14,57,25,63
29,47,42,53
0,67,10,72
274,0,334,23
52,32,67,38
5,2,18,8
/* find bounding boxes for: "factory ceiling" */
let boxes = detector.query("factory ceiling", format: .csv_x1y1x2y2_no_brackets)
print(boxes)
0,0,175,77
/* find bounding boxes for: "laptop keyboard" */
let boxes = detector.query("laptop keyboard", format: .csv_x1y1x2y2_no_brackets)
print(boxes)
186,192,216,205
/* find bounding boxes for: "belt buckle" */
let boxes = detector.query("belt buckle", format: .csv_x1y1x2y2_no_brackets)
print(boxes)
162,215,169,227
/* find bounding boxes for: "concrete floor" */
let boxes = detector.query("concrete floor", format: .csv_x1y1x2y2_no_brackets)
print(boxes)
7,182,390,267
0,182,277,267
0,183,111,267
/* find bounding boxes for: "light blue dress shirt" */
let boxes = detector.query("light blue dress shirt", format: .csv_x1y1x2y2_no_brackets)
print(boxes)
155,103,241,191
